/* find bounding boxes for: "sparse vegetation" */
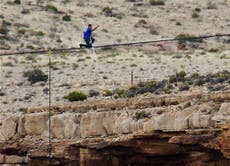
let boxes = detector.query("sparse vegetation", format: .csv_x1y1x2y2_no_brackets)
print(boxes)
135,111,149,120
194,8,201,12
149,0,165,6
18,29,26,35
65,91,87,102
192,12,199,18
130,64,138,67
176,22,182,26
21,9,30,14
114,89,128,98
0,27,9,35
102,7,113,16
62,15,71,21
14,0,21,4
179,82,189,91
23,69,48,84
103,89,113,96
46,5,58,13
88,90,100,97
175,34,203,43
31,31,45,36
2,20,12,26
0,91,6,96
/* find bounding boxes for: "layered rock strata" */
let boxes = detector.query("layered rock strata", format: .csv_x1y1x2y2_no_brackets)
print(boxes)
0,90,229,165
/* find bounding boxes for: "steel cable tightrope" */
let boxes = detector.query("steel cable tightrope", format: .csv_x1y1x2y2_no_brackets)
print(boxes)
0,33,229,57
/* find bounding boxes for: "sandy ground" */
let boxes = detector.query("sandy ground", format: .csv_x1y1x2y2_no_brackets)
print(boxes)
0,0,230,112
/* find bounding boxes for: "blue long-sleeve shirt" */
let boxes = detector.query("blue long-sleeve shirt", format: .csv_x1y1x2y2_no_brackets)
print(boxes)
84,28,92,39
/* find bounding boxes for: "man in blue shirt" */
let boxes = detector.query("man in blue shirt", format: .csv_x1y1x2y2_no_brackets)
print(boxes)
80,24,99,48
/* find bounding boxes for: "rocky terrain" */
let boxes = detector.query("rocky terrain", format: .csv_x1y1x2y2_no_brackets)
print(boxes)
0,89,230,165
0,0,230,112
0,0,230,165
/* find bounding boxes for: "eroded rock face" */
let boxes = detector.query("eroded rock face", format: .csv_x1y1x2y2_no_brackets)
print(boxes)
218,103,230,115
0,114,20,141
220,125,230,158
80,111,118,138
0,90,230,165
24,112,49,136
51,113,81,139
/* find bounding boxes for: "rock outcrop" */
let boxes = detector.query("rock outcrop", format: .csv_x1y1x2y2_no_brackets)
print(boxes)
0,90,229,165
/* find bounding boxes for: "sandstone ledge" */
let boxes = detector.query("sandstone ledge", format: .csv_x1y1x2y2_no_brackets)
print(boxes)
0,90,229,165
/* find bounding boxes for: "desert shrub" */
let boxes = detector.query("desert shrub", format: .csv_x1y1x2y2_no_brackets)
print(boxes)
84,12,95,18
177,70,186,78
149,0,165,6
179,82,189,91
25,55,37,62
138,81,158,94
169,75,176,83
0,91,6,96
0,27,9,35
14,0,21,4
216,71,230,82
127,85,139,97
149,25,159,35
103,89,113,96
62,15,71,21
3,62,14,67
130,64,137,67
163,84,172,94
207,2,217,9
194,76,206,86
190,73,200,79
88,90,100,97
194,8,201,12
46,5,58,13
102,6,113,16
21,9,30,14
65,91,87,102
114,12,124,19
135,111,149,120
56,37,62,43
26,45,35,49
114,89,128,98
23,69,48,84
176,22,181,26
31,31,44,36
192,12,199,18
2,20,12,26
175,34,203,43
18,29,26,34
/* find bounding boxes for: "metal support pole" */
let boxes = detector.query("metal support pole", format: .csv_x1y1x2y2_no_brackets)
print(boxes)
131,70,133,86
47,50,53,159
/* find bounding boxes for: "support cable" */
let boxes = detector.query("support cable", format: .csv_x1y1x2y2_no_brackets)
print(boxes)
0,33,229,57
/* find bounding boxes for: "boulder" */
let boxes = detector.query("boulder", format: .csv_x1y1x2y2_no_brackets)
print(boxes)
189,113,212,129
0,114,20,141
153,112,189,131
210,91,230,101
80,111,117,138
24,112,49,136
4,155,27,164
219,103,230,115
219,125,230,158
143,119,155,132
51,113,80,139
212,103,230,127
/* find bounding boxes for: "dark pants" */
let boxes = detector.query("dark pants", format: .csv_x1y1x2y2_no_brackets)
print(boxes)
80,37,95,48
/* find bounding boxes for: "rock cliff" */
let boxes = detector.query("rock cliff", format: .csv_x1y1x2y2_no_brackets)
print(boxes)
0,89,229,165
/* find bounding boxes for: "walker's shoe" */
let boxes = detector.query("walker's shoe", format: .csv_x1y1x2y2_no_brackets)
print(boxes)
80,44,84,48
